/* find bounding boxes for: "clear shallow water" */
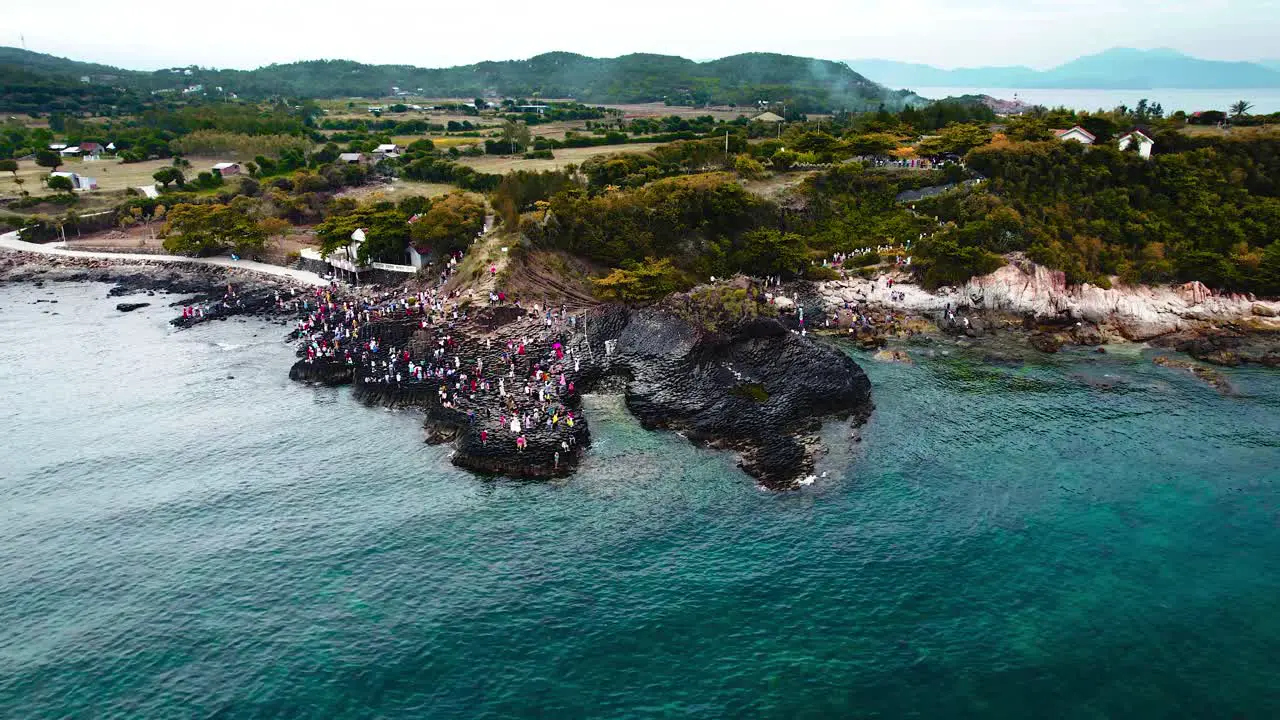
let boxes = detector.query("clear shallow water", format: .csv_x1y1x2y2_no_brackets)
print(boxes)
2,283,1279,719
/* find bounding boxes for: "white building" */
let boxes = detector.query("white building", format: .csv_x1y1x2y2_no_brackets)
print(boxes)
49,171,97,190
1053,126,1096,145
1117,130,1155,159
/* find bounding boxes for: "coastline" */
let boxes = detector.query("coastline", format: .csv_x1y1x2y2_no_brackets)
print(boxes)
6,237,1277,486
0,242,872,489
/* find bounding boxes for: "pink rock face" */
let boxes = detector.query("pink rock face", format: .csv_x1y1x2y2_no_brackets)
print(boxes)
817,258,1280,341
1178,281,1211,305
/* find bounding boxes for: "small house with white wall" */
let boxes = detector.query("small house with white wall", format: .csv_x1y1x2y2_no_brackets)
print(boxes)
49,171,97,190
1052,126,1096,145
1117,130,1155,159
59,146,83,157
374,144,402,158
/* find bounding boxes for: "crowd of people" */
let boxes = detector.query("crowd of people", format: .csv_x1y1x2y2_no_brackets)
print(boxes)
284,262,591,468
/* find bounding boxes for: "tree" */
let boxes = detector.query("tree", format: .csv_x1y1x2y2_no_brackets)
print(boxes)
161,203,267,256
500,120,531,154
153,167,185,189
0,159,17,178
47,174,74,193
917,122,992,157
409,193,486,257
733,229,809,277
1230,100,1254,119
734,154,766,179
592,257,686,304
256,217,292,251
35,150,61,173
844,133,900,157
770,149,798,170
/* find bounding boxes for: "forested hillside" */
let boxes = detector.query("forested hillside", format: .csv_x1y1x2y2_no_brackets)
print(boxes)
0,48,919,113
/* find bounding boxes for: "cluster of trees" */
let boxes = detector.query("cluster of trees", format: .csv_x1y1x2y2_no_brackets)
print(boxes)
525,173,805,280
907,136,1280,292
160,203,272,256
314,193,485,264
498,101,615,125
169,130,311,159
492,169,575,226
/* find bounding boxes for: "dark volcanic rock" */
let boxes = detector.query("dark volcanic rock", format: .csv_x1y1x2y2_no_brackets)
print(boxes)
116,302,150,312
1150,327,1280,367
580,306,873,489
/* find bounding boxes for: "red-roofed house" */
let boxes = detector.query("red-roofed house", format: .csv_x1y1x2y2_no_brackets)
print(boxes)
1052,126,1096,145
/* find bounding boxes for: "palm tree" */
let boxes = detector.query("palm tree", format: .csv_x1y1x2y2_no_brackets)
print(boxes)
1230,100,1253,119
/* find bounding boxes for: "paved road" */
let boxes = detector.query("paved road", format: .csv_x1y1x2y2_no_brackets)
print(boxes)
0,231,329,286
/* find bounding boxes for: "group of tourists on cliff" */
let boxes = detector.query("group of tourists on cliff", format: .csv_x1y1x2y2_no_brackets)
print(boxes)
283,250,589,468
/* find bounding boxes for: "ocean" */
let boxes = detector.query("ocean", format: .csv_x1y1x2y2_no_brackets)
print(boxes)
3,282,1280,719
914,87,1280,114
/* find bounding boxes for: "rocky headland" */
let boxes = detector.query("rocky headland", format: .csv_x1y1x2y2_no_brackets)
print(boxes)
578,305,872,487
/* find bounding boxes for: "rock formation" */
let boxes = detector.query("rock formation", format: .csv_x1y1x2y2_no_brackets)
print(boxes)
578,306,873,488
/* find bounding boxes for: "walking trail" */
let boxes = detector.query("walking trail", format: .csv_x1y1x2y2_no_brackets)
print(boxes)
0,230,329,287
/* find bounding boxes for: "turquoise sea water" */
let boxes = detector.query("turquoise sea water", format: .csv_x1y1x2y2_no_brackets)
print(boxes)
2,283,1280,719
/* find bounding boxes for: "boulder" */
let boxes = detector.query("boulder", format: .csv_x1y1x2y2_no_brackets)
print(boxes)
115,302,150,312
1029,332,1063,353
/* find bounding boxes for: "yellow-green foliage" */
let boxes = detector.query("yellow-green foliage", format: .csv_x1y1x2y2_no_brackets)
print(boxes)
670,285,777,332
170,131,312,159
734,154,766,179
592,257,689,304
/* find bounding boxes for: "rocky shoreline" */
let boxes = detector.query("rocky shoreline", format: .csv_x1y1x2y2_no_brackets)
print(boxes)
1,251,873,489
812,255,1280,368
8,246,1278,486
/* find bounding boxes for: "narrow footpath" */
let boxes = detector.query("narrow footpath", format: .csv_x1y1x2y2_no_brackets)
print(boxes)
0,230,329,287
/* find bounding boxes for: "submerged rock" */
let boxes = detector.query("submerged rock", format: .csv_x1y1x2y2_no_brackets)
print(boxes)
1029,332,1063,354
1152,355,1233,394
115,302,150,312
873,349,914,365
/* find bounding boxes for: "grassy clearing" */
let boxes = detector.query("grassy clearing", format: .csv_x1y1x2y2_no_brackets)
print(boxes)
1,156,228,198
392,135,486,148
335,179,477,204
454,143,667,173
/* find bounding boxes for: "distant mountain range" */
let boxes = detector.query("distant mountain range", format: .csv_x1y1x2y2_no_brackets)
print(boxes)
847,48,1280,89
0,47,922,113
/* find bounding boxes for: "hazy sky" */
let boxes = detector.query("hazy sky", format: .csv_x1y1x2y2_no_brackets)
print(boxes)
4,0,1277,70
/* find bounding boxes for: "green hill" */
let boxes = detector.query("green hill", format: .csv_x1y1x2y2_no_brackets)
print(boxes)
0,48,920,113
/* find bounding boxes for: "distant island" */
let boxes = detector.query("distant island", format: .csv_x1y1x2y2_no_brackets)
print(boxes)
848,48,1280,90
